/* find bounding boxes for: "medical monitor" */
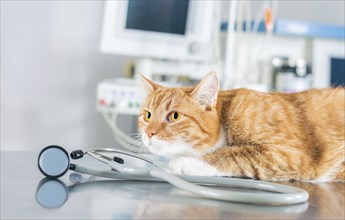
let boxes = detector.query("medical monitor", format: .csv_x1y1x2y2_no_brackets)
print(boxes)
312,39,345,88
100,0,214,62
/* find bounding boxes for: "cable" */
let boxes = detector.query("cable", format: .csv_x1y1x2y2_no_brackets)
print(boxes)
102,112,149,153
234,0,278,87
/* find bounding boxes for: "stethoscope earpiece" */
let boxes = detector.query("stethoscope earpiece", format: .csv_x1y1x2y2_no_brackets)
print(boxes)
38,145,71,178
70,150,84,159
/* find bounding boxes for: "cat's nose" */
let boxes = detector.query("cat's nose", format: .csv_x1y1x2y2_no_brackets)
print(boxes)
146,130,157,138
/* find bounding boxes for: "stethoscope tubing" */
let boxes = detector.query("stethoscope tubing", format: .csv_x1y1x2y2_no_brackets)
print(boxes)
150,168,308,205
73,163,308,205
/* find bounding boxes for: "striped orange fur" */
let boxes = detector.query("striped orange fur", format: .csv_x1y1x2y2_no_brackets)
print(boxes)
138,72,345,181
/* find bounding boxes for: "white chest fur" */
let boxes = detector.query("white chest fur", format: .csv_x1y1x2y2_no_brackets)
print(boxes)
169,157,226,176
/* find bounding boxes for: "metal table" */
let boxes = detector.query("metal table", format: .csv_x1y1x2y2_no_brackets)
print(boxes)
1,150,344,219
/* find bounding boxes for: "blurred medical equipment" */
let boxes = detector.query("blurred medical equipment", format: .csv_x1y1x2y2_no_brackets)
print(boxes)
100,0,222,79
222,1,280,91
223,1,344,91
96,78,147,153
38,145,309,205
97,78,143,115
272,57,312,93
312,39,345,88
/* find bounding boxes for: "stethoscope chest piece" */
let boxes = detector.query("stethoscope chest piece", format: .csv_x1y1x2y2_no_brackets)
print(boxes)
38,145,71,178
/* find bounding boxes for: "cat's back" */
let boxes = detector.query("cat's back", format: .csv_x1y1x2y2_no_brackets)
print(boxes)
218,87,344,122
218,87,344,148
291,87,345,147
292,87,344,116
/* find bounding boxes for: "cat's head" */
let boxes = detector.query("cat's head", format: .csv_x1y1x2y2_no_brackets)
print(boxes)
138,72,225,158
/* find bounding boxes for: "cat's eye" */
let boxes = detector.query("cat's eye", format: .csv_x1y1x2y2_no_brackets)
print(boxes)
167,111,180,123
143,111,151,122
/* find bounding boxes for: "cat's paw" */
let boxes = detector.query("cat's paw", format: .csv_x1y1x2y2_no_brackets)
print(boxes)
169,157,198,175
169,157,224,176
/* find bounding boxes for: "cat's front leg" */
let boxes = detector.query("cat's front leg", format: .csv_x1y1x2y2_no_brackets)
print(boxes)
202,145,305,181
169,157,225,176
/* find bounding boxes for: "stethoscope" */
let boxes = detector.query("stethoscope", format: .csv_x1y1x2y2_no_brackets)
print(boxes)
38,145,309,205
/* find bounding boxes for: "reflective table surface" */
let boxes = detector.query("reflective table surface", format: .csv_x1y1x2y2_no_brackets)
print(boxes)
1,150,344,219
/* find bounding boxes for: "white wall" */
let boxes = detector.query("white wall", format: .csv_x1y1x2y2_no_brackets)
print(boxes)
1,1,128,151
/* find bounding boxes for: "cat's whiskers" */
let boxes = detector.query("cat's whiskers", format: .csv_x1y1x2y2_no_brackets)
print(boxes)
115,132,148,153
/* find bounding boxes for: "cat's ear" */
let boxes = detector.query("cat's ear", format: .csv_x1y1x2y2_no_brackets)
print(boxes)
137,73,161,93
191,72,219,108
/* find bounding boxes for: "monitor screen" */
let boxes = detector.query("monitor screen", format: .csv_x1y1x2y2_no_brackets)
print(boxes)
330,57,345,86
125,0,189,35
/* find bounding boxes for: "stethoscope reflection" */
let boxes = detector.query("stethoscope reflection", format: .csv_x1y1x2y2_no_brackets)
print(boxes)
36,173,309,214
36,177,68,209
35,173,149,209
36,173,95,208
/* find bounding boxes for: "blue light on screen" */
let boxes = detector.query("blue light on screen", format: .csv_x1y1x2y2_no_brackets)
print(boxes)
125,0,189,35
331,57,345,87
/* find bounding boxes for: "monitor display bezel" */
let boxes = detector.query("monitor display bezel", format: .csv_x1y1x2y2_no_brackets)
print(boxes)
100,1,214,62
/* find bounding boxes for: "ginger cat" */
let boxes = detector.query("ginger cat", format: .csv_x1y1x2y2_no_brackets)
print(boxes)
138,72,345,181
